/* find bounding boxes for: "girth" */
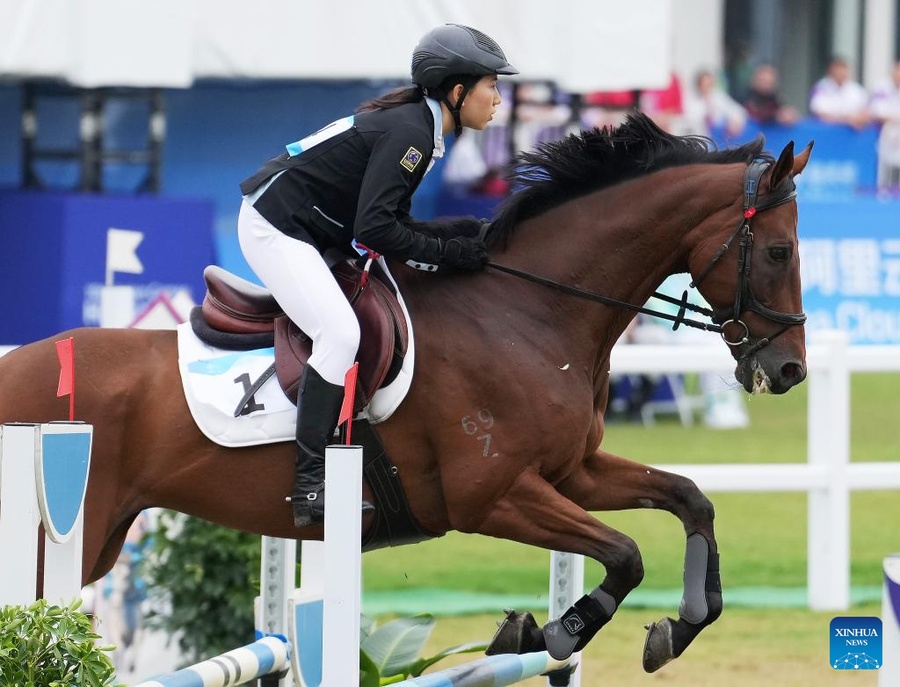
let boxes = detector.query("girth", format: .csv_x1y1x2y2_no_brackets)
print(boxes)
355,420,442,551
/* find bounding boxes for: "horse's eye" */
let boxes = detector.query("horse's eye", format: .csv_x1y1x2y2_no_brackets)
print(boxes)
768,246,791,262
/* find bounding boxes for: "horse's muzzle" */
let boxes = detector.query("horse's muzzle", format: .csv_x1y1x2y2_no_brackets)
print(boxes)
736,357,806,395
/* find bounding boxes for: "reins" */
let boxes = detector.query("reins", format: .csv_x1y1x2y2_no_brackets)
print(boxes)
485,158,807,359
486,261,722,334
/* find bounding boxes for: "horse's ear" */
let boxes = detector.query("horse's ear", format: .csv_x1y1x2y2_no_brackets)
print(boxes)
770,141,795,189
791,141,814,176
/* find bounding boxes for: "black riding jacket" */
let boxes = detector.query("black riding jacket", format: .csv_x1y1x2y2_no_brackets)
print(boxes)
240,97,448,263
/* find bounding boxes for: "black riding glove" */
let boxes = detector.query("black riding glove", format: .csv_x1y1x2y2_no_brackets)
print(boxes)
440,236,489,271
413,216,484,240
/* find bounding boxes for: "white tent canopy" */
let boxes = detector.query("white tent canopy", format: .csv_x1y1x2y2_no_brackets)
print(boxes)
0,0,672,92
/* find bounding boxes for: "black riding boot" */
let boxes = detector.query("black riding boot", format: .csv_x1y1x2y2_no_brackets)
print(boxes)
289,365,373,527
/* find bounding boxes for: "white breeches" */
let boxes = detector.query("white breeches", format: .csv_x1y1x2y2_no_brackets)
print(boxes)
238,200,360,386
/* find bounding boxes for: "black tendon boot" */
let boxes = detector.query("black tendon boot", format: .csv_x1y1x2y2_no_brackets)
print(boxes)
289,365,373,527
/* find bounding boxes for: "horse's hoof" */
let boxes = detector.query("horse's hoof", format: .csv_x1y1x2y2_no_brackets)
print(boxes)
642,617,677,673
485,610,545,655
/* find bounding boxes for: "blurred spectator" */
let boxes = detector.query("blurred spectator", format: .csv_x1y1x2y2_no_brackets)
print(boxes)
724,39,755,103
682,69,747,138
870,61,900,189
639,71,684,132
583,89,638,110
809,56,870,129
581,89,636,129
443,133,489,189
511,82,572,155
743,64,800,125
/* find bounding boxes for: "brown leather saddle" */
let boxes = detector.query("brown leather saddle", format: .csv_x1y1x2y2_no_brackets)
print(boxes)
190,262,409,415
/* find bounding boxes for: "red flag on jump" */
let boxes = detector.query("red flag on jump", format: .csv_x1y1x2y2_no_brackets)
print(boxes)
55,337,75,421
338,363,359,444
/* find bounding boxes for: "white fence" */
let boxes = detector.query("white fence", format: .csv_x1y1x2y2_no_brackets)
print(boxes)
611,330,900,611
3,331,898,611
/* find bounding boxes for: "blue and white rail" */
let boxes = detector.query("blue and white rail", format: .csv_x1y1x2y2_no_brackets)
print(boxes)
132,636,290,687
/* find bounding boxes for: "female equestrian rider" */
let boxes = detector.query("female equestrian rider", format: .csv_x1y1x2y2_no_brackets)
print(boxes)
237,24,518,527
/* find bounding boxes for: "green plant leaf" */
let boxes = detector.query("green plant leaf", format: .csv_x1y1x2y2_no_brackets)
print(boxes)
0,600,116,686
359,647,381,687
360,614,376,644
406,641,488,677
360,614,435,678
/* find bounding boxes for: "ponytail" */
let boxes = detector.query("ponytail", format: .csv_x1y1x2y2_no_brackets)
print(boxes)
356,86,424,112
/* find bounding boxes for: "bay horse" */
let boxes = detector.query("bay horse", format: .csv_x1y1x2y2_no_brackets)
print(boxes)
0,113,811,672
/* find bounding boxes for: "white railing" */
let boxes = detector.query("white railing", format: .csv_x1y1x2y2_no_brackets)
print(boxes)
611,330,900,611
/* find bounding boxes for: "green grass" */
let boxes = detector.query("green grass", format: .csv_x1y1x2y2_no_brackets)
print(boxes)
362,373,900,596
423,605,884,686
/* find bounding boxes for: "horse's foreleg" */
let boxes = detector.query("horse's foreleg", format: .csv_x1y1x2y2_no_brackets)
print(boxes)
556,448,722,672
468,468,643,661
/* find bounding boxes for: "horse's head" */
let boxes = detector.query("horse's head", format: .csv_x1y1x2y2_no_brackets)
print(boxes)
690,141,813,394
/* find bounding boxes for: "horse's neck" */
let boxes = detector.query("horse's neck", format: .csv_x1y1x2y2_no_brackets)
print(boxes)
523,168,727,281
495,165,742,350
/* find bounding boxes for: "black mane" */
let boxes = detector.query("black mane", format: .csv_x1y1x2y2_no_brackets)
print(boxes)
487,111,768,248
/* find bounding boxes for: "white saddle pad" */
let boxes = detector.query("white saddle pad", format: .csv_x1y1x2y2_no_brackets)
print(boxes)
176,264,415,447
177,322,414,447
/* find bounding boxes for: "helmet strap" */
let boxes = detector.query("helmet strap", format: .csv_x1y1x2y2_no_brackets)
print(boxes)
442,82,472,137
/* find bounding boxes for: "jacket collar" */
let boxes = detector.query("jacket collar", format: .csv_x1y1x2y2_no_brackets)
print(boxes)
425,97,445,159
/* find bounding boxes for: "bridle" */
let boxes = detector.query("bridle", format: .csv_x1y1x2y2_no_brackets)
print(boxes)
486,157,807,361
689,157,806,358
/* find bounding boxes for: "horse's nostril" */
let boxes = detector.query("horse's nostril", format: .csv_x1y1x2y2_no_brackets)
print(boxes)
781,362,804,381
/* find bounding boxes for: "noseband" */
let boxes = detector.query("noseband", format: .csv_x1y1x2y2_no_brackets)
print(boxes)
689,158,807,359
486,158,806,360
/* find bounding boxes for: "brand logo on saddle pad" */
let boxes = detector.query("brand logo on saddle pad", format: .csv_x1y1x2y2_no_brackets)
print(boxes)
36,424,93,544
400,147,423,172
830,616,881,670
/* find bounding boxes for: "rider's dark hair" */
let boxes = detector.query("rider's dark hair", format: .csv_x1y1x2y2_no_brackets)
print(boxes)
356,74,481,112
356,86,423,112
429,74,481,103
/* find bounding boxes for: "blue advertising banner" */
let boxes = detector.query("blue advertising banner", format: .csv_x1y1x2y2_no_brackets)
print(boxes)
799,199,900,345
715,119,880,200
0,189,214,343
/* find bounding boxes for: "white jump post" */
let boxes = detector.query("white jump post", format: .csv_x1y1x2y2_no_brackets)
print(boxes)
881,554,900,686
257,444,363,687
322,444,363,686
258,535,298,687
548,551,583,687
806,330,850,610
259,535,298,641
0,422,93,608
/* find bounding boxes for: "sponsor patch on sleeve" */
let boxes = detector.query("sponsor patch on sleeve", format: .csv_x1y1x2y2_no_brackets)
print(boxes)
400,146,423,172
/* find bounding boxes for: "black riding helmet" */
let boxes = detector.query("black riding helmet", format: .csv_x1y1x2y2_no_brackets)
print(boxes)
411,24,518,136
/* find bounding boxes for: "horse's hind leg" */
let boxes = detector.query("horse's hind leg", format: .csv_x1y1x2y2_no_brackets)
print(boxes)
556,448,722,672
468,469,645,661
